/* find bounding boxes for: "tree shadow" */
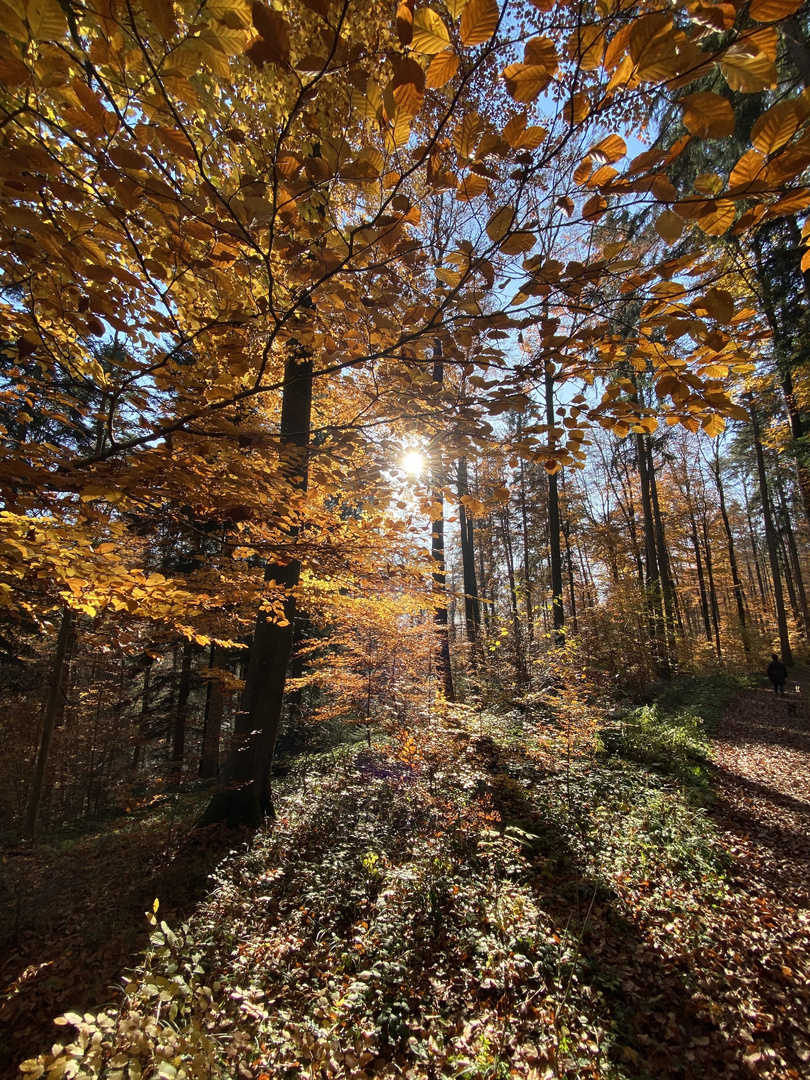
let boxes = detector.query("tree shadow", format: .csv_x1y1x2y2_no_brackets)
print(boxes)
468,735,806,1079
0,808,240,1080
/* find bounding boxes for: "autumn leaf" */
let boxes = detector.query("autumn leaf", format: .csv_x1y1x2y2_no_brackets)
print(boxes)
411,8,450,53
425,49,459,87
485,205,514,241
459,0,499,46
655,210,683,244
680,92,735,138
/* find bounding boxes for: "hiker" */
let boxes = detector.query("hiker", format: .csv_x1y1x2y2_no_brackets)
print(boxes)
767,653,788,695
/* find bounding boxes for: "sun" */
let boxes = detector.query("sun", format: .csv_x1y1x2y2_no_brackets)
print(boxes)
402,450,426,476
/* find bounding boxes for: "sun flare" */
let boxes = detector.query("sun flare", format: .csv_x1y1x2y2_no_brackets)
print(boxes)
402,451,426,476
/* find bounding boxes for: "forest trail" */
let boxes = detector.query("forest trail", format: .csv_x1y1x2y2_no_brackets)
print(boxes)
697,671,810,1077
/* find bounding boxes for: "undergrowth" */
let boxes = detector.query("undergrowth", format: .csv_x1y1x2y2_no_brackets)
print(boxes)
21,688,732,1080
599,672,753,796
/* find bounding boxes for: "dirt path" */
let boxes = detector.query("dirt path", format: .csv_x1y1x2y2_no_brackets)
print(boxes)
699,671,810,1077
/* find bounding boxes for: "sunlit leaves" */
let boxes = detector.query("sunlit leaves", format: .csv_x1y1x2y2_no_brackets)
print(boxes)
425,49,459,86
749,0,804,20
588,133,626,164
245,1,290,66
454,111,484,160
720,44,778,92
751,100,801,154
396,0,414,46
655,210,683,244
698,287,735,323
11,0,66,39
459,0,498,46
411,8,450,52
485,205,514,242
391,57,425,117
503,63,552,104
680,92,735,138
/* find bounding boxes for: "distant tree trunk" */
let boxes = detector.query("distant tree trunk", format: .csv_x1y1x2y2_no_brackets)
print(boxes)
546,369,564,644
712,450,750,655
752,405,793,664
457,457,481,645
198,340,313,827
648,442,678,664
199,643,223,779
500,509,527,683
700,513,723,661
24,606,73,840
172,640,193,769
518,455,534,643
742,473,769,614
430,342,454,701
775,473,810,638
636,433,669,677
132,657,152,772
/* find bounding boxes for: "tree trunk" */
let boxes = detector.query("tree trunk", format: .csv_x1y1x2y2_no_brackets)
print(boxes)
24,606,73,840
712,450,750,655
636,432,669,677
430,342,454,701
546,369,564,643
172,639,193,768
457,457,481,644
198,341,313,827
500,509,527,683
199,643,223,779
752,405,793,664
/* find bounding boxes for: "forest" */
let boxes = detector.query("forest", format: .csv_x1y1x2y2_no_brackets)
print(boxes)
1,0,810,1075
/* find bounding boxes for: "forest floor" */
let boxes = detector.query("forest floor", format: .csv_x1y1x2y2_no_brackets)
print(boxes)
3,673,810,1080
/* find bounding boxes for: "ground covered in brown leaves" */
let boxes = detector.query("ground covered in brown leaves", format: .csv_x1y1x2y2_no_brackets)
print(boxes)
699,674,810,1077
6,677,810,1080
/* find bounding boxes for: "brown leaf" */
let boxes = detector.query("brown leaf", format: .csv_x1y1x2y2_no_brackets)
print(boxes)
459,0,499,46
680,92,735,138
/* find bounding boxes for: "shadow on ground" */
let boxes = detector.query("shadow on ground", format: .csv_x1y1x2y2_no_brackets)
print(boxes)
0,804,241,1080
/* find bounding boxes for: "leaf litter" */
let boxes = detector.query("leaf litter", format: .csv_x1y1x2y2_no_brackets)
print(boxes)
7,680,810,1079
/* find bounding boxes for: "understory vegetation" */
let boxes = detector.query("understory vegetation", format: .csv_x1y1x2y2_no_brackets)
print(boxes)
19,676,751,1080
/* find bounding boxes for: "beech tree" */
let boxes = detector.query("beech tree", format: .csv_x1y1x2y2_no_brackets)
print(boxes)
3,0,810,822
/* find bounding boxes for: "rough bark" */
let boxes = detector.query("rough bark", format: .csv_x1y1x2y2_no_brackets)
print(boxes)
24,607,73,840
752,406,793,665
198,342,313,827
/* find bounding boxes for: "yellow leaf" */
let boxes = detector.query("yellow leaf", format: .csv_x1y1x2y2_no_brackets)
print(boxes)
444,0,469,18
486,205,515,241
749,0,803,20
679,92,735,138
425,49,458,87
502,112,527,147
412,8,450,53
456,173,488,200
459,0,499,47
696,199,735,235
720,47,777,93
582,194,607,220
524,35,558,72
391,57,425,118
453,111,484,159
698,286,735,323
655,210,683,244
702,414,725,437
503,62,551,103
21,0,66,39
499,230,535,255
751,100,800,154
588,133,626,164
728,148,767,189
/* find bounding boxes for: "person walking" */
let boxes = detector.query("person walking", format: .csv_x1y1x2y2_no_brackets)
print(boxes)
767,653,788,695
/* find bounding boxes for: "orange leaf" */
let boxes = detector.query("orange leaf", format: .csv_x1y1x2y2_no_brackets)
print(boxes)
680,92,735,138
459,0,499,46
